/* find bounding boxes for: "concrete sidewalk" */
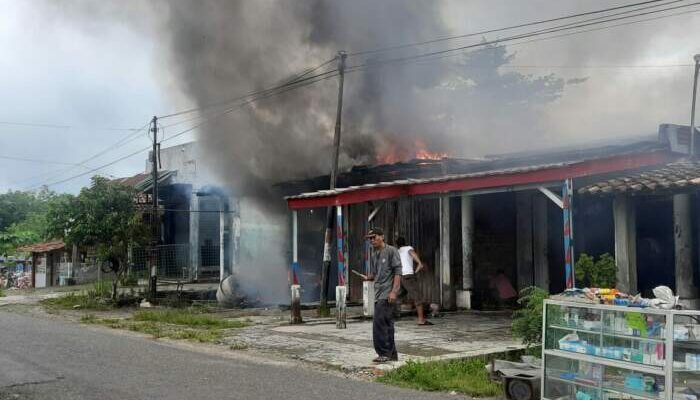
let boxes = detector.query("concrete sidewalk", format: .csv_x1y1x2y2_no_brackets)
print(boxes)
224,309,524,372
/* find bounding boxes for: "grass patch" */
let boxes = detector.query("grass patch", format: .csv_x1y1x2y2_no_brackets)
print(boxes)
41,292,113,311
133,309,248,329
377,358,502,398
80,308,249,343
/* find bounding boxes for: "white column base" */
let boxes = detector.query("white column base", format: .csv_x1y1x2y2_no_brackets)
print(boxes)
363,280,375,317
336,285,347,329
456,290,472,309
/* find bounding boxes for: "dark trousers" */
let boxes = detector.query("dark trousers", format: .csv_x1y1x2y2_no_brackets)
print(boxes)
373,300,397,359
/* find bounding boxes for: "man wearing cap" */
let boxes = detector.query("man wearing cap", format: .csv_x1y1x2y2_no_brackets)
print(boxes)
365,227,402,363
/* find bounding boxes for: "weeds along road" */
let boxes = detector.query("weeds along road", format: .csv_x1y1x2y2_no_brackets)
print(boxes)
0,311,462,400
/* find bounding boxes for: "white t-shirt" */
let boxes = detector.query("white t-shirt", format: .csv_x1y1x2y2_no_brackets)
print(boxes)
398,246,415,275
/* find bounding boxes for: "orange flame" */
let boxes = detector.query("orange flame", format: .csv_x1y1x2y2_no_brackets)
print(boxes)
376,138,448,164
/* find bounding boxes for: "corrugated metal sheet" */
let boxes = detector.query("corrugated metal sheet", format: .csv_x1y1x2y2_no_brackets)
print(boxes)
17,240,65,253
578,160,700,195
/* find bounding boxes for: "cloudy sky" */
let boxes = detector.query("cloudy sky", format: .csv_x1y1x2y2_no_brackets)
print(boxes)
1,0,699,195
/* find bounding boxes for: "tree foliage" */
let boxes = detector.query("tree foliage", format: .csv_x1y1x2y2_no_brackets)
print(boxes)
512,286,549,349
0,188,70,256
575,253,616,288
45,177,149,297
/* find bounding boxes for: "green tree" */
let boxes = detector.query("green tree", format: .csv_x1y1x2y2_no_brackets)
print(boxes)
575,253,616,288
46,177,149,299
0,188,71,256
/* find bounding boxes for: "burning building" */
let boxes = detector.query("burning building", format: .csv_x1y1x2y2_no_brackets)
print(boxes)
283,124,700,311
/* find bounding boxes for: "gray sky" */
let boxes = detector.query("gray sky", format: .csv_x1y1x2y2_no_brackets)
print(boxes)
1,0,699,194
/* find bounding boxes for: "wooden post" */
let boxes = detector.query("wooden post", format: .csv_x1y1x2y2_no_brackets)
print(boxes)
457,195,473,309
533,194,549,291
516,192,534,291
439,195,454,310
674,194,699,307
291,210,302,324
613,195,637,294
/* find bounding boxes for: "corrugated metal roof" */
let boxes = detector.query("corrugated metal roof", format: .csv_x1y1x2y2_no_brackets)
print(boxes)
17,240,65,253
112,170,175,192
284,139,669,201
578,160,700,195
286,161,578,200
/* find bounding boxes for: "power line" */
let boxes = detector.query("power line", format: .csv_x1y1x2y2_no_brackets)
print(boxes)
347,0,679,57
0,120,142,131
157,58,339,120
0,155,90,167
345,2,700,73
16,121,151,189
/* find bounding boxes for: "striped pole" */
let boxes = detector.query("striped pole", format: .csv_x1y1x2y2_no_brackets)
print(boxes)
563,178,575,289
336,206,347,328
336,206,345,286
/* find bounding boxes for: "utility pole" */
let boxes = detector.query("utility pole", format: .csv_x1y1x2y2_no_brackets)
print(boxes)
319,51,347,316
690,54,700,157
149,116,159,301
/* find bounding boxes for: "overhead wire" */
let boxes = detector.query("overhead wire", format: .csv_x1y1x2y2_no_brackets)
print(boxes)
157,58,338,120
347,0,679,57
31,68,342,189
344,1,700,73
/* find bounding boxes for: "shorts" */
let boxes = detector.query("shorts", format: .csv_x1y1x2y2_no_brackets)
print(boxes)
401,275,424,304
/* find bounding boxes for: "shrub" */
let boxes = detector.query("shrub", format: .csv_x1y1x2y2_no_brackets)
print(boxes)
512,286,548,348
575,252,616,288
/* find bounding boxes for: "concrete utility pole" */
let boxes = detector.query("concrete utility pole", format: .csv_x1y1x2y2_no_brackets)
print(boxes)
319,51,347,317
690,54,700,157
149,116,159,301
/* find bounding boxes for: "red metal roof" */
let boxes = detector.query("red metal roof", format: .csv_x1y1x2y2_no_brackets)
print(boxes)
17,240,66,253
286,150,678,209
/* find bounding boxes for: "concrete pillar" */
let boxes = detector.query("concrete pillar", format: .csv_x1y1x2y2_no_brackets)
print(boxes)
189,192,200,281
533,194,549,291
335,206,347,329
516,192,534,291
290,210,302,324
457,195,473,309
362,280,375,317
613,195,637,294
439,195,454,310
674,194,700,308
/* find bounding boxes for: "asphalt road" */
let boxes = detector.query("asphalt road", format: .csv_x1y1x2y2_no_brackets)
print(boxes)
0,312,461,400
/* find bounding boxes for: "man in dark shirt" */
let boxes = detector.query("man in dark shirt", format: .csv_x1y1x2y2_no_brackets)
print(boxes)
365,227,402,363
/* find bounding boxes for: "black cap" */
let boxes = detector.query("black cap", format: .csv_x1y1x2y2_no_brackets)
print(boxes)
365,227,384,237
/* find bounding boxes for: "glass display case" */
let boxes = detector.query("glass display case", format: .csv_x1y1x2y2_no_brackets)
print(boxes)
542,299,700,400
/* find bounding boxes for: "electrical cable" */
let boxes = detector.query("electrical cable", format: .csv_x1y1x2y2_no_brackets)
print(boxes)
157,58,338,120
345,2,700,73
347,0,680,57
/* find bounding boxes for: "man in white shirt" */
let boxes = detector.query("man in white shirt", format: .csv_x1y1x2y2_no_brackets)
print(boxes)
396,237,431,325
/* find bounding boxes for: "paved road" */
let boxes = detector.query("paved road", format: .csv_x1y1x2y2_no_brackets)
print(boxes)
0,312,461,400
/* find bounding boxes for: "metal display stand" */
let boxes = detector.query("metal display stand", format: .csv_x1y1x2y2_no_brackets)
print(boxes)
542,299,700,400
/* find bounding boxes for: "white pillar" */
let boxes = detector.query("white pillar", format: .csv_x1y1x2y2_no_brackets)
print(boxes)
290,210,302,324
189,192,200,281
439,195,454,310
457,195,473,309
613,195,637,294
533,194,549,291
674,194,699,308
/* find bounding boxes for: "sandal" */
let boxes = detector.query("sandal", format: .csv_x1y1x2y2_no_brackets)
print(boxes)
417,321,434,326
